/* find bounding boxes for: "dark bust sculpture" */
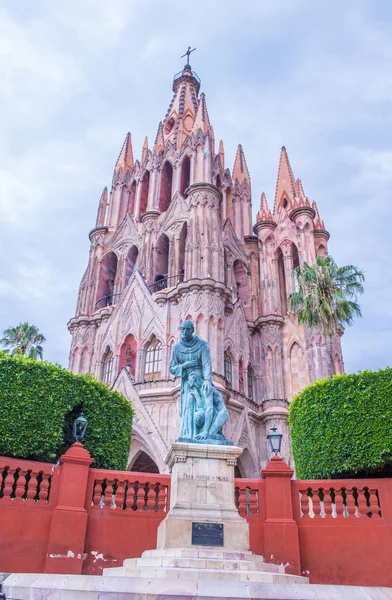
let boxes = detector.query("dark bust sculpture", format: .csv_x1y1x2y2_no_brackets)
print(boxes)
169,320,232,445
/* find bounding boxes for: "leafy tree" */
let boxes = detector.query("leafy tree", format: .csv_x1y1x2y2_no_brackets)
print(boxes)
289,368,392,479
288,255,364,376
0,352,134,469
0,322,46,360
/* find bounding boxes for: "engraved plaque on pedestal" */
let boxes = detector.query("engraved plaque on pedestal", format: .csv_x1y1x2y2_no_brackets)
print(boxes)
192,522,224,547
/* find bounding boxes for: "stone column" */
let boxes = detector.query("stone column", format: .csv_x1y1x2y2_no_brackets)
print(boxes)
134,179,142,220
148,167,159,210
283,251,294,297
135,348,145,383
109,184,122,228
161,344,170,379
172,162,179,195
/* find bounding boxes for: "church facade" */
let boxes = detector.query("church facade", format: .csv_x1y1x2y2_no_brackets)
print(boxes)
67,62,343,477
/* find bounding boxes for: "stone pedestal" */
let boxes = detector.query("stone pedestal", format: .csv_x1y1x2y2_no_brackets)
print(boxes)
100,445,309,588
157,442,249,551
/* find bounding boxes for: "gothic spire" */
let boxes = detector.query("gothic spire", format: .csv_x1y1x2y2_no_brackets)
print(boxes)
154,122,165,154
295,178,306,198
256,192,273,222
115,132,134,173
218,140,225,170
292,177,311,210
95,186,108,228
141,137,148,163
232,144,250,184
274,146,296,214
192,92,211,135
312,201,325,230
161,63,201,149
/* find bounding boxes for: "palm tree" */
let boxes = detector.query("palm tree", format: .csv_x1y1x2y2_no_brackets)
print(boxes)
288,255,365,377
0,322,46,360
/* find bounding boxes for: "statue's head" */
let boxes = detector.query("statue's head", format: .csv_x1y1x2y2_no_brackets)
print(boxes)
180,320,194,342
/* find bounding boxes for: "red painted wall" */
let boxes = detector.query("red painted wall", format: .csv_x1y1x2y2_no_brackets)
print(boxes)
0,456,57,573
292,478,392,586
1,449,392,587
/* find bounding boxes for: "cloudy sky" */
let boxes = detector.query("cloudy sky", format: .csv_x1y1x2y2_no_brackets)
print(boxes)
1,0,391,373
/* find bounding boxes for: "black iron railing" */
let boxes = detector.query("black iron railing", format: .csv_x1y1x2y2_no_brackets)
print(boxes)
95,293,122,310
173,69,201,85
148,272,184,294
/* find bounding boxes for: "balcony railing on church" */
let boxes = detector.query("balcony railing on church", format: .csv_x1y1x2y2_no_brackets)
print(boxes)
173,70,201,86
95,293,122,311
148,272,184,294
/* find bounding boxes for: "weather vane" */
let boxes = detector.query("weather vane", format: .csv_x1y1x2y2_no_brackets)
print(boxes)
181,46,196,66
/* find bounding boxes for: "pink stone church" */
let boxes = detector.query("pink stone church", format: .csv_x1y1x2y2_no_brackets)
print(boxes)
67,61,343,477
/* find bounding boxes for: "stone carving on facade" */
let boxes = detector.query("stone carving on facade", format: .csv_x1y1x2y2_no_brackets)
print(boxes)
260,322,283,349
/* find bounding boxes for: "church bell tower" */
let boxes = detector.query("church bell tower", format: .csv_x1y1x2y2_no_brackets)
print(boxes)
68,56,344,476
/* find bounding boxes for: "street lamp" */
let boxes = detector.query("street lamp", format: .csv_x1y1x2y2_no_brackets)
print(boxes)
73,412,88,443
267,426,282,456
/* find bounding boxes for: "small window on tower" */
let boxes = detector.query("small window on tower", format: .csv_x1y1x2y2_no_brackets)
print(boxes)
283,198,288,209
164,117,175,134
224,352,233,387
144,338,163,381
101,348,114,385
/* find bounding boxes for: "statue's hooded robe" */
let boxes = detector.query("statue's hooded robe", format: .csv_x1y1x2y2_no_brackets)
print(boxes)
169,335,212,439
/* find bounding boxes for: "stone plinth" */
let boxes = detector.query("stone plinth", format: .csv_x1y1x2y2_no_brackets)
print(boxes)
157,443,249,551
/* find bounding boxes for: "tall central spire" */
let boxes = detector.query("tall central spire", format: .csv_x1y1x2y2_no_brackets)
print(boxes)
159,59,202,149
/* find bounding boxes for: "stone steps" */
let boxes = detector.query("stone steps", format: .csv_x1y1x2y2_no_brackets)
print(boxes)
142,547,264,561
103,546,309,584
104,565,307,584
122,555,284,573
5,573,392,599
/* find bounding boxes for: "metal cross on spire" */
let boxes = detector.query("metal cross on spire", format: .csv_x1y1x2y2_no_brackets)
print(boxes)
181,46,196,66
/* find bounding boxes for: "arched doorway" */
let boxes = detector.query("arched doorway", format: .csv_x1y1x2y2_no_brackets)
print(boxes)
129,451,160,474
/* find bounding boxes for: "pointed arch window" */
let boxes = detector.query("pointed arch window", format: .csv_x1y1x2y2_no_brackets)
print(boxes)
102,348,114,385
144,338,162,381
140,170,150,216
224,352,233,386
159,161,173,213
247,366,254,401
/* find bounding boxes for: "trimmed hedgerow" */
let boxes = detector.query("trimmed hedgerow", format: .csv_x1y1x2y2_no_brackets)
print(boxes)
0,352,134,469
289,367,392,479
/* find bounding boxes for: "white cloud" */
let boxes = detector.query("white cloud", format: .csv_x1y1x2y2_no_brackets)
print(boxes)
0,0,391,371
0,7,86,126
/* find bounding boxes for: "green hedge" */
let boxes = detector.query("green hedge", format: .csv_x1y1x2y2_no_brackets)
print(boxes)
0,352,134,470
289,367,392,479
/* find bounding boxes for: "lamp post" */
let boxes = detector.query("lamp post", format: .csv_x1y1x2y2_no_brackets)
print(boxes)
73,412,88,443
267,426,282,456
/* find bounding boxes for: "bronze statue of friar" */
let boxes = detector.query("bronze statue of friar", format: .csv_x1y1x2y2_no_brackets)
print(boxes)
169,320,232,445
